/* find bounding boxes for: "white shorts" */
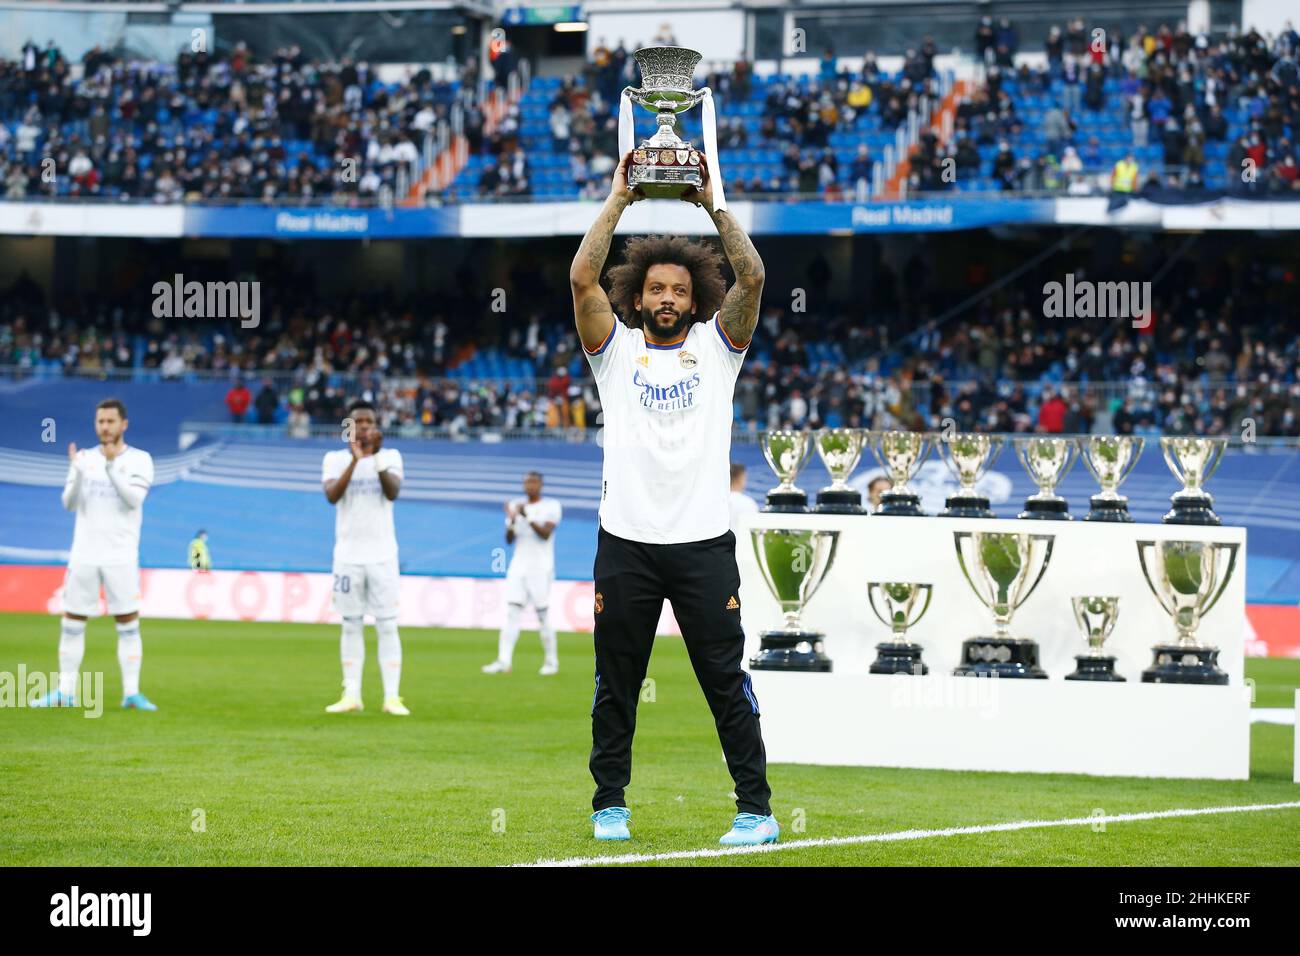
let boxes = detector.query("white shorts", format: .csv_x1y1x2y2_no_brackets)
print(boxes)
62,563,141,617
505,567,553,609
332,560,400,620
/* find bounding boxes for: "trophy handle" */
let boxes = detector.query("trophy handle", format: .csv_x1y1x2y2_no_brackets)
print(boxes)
984,437,1005,473
912,583,934,627
866,584,891,630
1017,535,1055,607
1077,437,1105,486
1135,540,1176,616
1160,438,1185,483
1199,541,1240,618
953,533,993,612
1202,438,1228,485
1056,441,1079,483
908,435,934,483
1118,437,1145,485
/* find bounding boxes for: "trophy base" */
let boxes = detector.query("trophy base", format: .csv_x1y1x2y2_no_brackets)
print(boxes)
1064,655,1127,682
763,490,810,514
953,637,1047,679
815,487,866,515
1019,497,1072,520
869,641,928,675
1141,644,1228,685
877,492,925,517
749,630,832,673
1084,496,1134,523
1163,495,1221,526
627,164,702,200
940,494,995,519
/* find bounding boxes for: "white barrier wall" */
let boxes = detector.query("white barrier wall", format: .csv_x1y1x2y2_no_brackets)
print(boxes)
736,512,1251,779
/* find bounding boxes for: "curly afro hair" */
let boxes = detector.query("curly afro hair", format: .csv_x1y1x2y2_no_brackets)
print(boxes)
604,235,728,330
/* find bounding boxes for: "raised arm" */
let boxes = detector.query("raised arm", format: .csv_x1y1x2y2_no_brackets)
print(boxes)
571,152,642,350
324,447,360,505
61,444,83,511
684,161,766,347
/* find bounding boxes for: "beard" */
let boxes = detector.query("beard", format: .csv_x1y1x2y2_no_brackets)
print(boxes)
640,304,691,339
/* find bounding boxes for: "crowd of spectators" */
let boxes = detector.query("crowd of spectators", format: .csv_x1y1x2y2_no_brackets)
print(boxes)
0,39,473,202
3,244,1297,438
911,18,1300,195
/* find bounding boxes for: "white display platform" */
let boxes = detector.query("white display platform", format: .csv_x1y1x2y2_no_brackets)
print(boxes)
736,513,1250,780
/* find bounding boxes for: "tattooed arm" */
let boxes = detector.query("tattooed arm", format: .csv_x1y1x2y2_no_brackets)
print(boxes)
571,152,642,350
686,161,765,347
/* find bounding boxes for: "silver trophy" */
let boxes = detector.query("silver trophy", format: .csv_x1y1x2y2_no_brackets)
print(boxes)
1014,436,1078,520
1136,539,1239,685
1065,596,1125,681
761,429,813,512
1078,435,1144,522
619,47,722,203
938,433,1002,518
1160,436,1227,526
814,427,868,514
867,582,933,675
870,430,933,516
749,528,840,671
953,530,1055,678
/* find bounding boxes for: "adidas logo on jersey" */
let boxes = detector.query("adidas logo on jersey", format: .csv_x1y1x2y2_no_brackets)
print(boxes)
725,595,739,610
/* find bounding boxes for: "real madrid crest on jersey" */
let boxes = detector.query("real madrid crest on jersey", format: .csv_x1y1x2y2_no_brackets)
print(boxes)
679,350,697,369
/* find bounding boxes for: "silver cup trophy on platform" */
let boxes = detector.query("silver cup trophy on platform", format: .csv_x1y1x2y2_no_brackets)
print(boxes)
953,530,1055,678
938,433,1002,518
870,430,932,516
1136,539,1238,685
761,429,813,512
866,582,933,675
1065,596,1126,681
813,427,868,514
619,47,726,206
749,528,840,672
1078,435,1144,522
1160,436,1228,526
1014,436,1077,519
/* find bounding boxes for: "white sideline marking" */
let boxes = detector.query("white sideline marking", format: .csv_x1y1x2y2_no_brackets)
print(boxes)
519,800,1300,867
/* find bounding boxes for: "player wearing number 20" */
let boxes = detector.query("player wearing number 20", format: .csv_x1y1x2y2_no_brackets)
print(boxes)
321,400,408,716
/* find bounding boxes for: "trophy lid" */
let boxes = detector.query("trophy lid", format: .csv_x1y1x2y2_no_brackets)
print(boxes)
632,46,703,112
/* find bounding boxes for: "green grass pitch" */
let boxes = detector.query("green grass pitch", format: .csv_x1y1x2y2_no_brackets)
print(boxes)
0,611,1296,866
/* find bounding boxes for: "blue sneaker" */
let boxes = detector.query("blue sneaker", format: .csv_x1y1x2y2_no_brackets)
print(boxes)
591,806,631,841
719,813,780,846
29,689,77,708
122,693,158,712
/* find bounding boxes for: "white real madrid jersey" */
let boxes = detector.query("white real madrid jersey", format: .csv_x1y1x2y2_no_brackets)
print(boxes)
584,311,748,544
322,448,403,564
507,496,563,575
67,445,154,566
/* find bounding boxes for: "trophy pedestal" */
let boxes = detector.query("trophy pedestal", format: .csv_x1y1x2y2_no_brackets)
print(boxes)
1065,655,1126,681
869,641,928,675
877,492,925,517
1019,497,1072,520
815,487,866,515
953,637,1047,678
1084,496,1134,522
763,490,809,513
750,630,832,672
1141,644,1228,685
1162,494,1221,526
940,494,995,519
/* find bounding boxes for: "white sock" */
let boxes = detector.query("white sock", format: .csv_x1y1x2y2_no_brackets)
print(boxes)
116,619,142,698
341,617,364,698
376,617,401,699
58,617,86,697
537,606,557,665
497,604,522,666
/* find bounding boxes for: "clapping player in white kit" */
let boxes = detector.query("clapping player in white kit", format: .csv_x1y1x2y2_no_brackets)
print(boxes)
321,401,408,716
482,471,563,675
33,399,157,710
